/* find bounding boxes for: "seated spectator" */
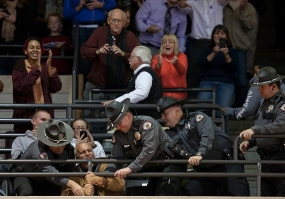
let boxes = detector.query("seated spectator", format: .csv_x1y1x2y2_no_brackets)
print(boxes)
0,79,3,92
198,24,238,110
14,120,83,196
70,118,106,158
102,46,162,116
61,142,125,196
80,8,138,117
11,110,51,159
12,37,62,133
151,33,187,100
222,61,285,119
42,13,72,75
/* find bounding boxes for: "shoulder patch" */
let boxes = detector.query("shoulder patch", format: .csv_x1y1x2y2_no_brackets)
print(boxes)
142,120,153,130
196,114,204,122
39,152,48,159
280,104,285,112
112,135,116,143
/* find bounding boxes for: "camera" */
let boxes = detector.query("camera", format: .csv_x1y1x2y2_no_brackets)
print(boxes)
219,38,226,49
1,9,10,15
85,0,93,4
80,130,88,139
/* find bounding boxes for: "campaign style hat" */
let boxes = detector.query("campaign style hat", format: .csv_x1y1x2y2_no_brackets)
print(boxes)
251,66,285,86
156,96,186,113
37,120,74,147
105,98,130,131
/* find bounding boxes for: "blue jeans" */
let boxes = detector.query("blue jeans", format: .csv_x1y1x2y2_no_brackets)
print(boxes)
72,27,97,76
198,81,235,108
198,81,234,134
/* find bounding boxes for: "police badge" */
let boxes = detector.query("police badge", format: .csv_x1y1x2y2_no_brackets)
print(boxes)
134,132,141,145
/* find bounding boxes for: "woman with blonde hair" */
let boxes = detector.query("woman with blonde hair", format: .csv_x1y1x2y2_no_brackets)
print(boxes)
151,33,188,100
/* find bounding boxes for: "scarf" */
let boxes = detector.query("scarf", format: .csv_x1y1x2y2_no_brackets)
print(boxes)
25,59,44,104
1,0,18,42
105,27,127,89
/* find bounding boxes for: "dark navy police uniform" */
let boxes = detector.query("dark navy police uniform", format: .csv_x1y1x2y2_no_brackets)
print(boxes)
166,111,250,196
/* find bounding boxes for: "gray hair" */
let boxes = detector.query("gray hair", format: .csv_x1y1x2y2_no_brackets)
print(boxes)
133,46,152,64
108,9,126,19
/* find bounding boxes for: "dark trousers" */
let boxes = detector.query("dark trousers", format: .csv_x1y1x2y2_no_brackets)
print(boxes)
261,151,285,196
183,164,250,196
127,163,187,196
14,177,62,196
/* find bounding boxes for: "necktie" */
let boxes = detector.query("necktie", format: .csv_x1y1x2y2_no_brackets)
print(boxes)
164,3,172,34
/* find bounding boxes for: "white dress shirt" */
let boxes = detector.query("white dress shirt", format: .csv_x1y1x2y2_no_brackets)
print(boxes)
116,64,153,103
180,0,228,39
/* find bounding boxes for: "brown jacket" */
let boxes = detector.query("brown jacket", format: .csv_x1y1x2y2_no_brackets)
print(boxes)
61,163,125,196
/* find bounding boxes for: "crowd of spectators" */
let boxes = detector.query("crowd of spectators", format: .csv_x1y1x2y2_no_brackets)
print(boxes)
0,0,284,197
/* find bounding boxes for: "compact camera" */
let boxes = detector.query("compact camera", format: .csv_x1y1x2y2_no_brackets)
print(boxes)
85,0,93,4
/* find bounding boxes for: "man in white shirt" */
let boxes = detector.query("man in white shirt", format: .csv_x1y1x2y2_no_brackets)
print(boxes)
103,46,162,115
178,0,228,91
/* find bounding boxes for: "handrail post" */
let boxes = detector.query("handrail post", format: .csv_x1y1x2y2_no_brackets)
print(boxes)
72,21,79,104
233,136,240,161
256,161,261,196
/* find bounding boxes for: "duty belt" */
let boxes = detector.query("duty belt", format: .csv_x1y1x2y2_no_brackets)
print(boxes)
257,144,284,158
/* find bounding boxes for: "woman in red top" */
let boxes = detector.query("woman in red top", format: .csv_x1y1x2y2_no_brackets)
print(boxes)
151,33,188,100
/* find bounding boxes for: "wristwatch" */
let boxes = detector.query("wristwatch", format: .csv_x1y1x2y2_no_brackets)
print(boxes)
196,152,203,157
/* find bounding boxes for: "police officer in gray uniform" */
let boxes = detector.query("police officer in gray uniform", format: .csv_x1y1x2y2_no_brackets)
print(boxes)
223,64,285,120
239,66,285,196
14,120,84,196
104,98,189,196
156,96,250,196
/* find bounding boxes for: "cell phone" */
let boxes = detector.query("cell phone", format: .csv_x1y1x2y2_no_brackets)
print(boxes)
80,130,88,139
1,9,10,15
219,38,226,49
85,0,93,4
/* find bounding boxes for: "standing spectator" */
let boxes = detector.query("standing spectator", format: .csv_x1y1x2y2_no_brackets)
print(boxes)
42,13,72,74
151,33,187,100
136,0,187,55
102,46,162,116
80,8,138,117
239,66,285,196
63,0,116,77
223,0,257,107
118,4,138,37
198,25,238,110
0,0,18,75
178,0,228,95
11,110,51,159
70,118,106,158
12,37,62,133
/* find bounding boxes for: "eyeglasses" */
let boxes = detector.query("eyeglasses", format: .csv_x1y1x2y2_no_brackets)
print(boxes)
109,18,123,24
128,56,139,61
162,40,175,45
73,127,87,131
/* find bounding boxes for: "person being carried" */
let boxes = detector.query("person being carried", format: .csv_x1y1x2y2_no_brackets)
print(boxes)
61,142,125,196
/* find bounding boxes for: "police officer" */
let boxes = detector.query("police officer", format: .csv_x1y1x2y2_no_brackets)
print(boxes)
239,66,285,196
104,98,188,196
222,63,285,120
14,120,84,196
156,96,250,196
